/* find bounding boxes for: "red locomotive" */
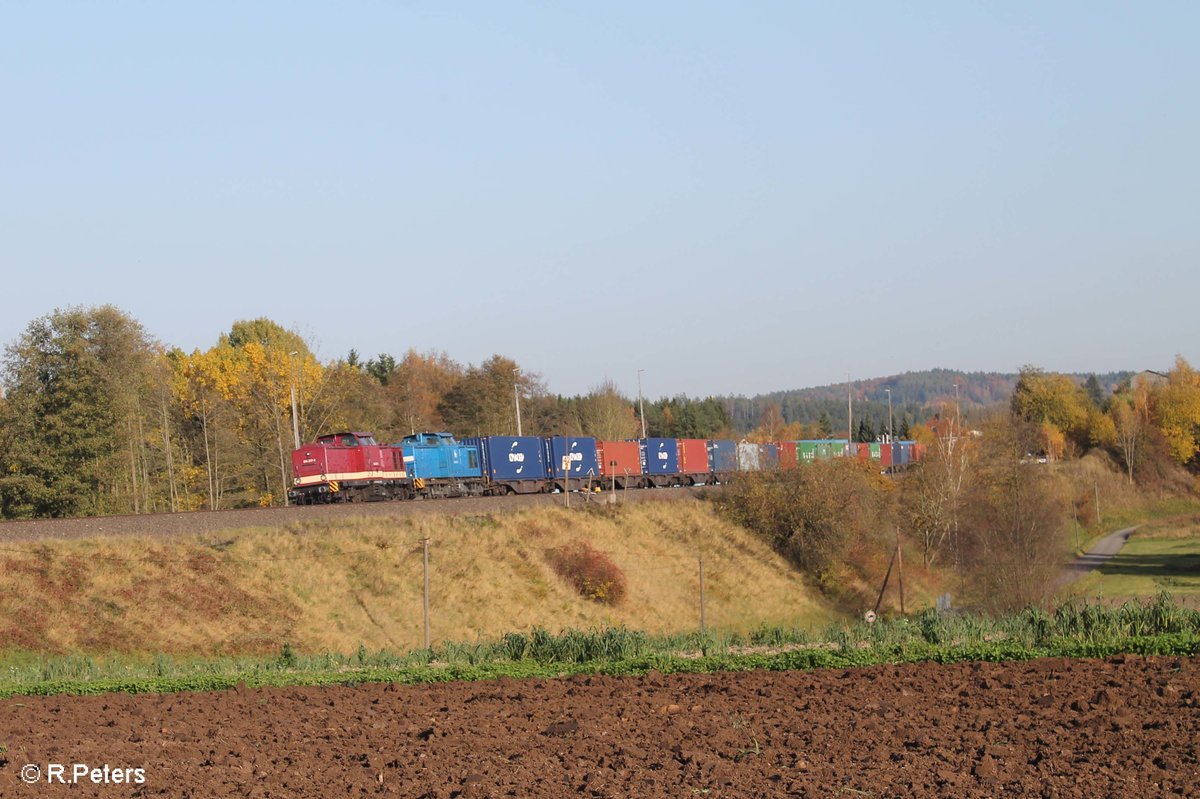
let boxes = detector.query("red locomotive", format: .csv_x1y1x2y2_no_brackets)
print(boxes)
289,432,409,503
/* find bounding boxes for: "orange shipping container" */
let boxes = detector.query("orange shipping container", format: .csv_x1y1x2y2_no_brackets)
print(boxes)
596,441,642,478
677,439,710,474
777,441,798,469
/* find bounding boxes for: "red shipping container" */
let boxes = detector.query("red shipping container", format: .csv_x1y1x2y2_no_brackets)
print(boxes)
880,443,893,468
596,441,642,477
677,439,710,474
856,443,871,461
777,441,798,469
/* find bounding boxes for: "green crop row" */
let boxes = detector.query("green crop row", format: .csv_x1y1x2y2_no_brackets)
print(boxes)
2,633,1197,700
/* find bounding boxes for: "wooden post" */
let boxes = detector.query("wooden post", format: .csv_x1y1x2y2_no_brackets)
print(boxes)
699,555,707,633
895,528,905,616
422,537,431,650
1094,480,1101,525
874,546,897,615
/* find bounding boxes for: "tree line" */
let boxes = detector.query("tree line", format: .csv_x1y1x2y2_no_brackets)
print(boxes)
0,306,732,518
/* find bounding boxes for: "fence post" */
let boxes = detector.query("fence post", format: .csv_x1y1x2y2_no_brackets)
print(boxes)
422,537,431,650
699,555,707,633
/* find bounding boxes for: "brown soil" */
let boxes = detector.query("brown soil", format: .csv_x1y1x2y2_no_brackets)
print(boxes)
1,655,1197,797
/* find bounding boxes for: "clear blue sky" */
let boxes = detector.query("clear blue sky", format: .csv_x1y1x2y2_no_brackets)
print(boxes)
3,2,1196,398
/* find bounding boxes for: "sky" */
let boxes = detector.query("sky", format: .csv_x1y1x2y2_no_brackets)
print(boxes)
3,2,1197,399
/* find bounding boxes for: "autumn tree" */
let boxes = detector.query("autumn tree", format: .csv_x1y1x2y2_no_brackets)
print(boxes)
386,349,463,435
438,355,542,437
1151,357,1200,468
576,381,640,441
901,418,975,567
1011,366,1093,457
171,319,324,507
959,417,1069,613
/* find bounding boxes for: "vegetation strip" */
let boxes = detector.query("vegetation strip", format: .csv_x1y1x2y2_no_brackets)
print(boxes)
2,633,1195,700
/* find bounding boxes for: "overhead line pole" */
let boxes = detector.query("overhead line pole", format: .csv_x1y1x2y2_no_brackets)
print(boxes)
638,369,647,439
847,374,853,448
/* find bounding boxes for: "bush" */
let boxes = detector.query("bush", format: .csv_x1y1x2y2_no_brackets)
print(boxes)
545,540,627,605
719,459,893,580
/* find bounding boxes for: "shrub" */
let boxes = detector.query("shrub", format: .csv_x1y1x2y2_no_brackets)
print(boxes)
719,459,893,580
545,540,627,605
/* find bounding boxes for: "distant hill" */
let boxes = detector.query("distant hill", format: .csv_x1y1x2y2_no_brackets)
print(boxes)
721,368,1133,435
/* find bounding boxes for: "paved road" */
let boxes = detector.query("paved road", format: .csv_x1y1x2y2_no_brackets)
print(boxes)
1055,525,1139,592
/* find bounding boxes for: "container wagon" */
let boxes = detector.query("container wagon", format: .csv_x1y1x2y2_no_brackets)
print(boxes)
640,437,680,487
544,436,600,492
597,440,642,489
707,439,738,482
778,441,798,470
461,436,548,494
677,439,711,485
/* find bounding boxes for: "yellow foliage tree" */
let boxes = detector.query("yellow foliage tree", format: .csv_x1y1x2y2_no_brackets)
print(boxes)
1011,366,1092,457
1152,357,1200,466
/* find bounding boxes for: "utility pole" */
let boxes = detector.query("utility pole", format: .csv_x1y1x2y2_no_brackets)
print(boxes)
847,374,853,447
885,388,893,443
954,382,961,441
422,538,431,650
513,368,522,436
637,369,647,439
289,351,301,449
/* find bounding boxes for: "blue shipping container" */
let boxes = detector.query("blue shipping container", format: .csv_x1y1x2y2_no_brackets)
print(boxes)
543,436,600,479
761,443,779,469
640,438,679,475
462,436,546,483
707,439,737,473
398,432,482,480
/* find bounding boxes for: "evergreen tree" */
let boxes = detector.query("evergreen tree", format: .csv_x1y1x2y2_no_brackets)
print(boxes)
817,411,833,438
1084,374,1105,408
0,306,159,518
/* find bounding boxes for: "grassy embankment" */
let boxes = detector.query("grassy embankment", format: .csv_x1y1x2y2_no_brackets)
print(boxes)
0,501,853,658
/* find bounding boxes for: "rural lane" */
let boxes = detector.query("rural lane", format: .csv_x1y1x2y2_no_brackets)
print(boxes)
1055,525,1139,592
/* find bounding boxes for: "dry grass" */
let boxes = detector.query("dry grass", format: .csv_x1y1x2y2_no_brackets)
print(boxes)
0,501,834,656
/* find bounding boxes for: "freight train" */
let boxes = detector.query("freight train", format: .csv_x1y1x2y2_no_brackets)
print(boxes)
287,431,924,505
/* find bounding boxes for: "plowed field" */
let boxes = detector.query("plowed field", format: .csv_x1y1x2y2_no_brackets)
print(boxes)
1,655,1196,798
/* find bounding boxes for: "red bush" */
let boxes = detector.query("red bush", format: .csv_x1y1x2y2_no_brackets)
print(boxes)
545,541,627,605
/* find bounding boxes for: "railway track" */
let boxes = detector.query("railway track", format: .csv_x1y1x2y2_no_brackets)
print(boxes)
0,486,718,543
